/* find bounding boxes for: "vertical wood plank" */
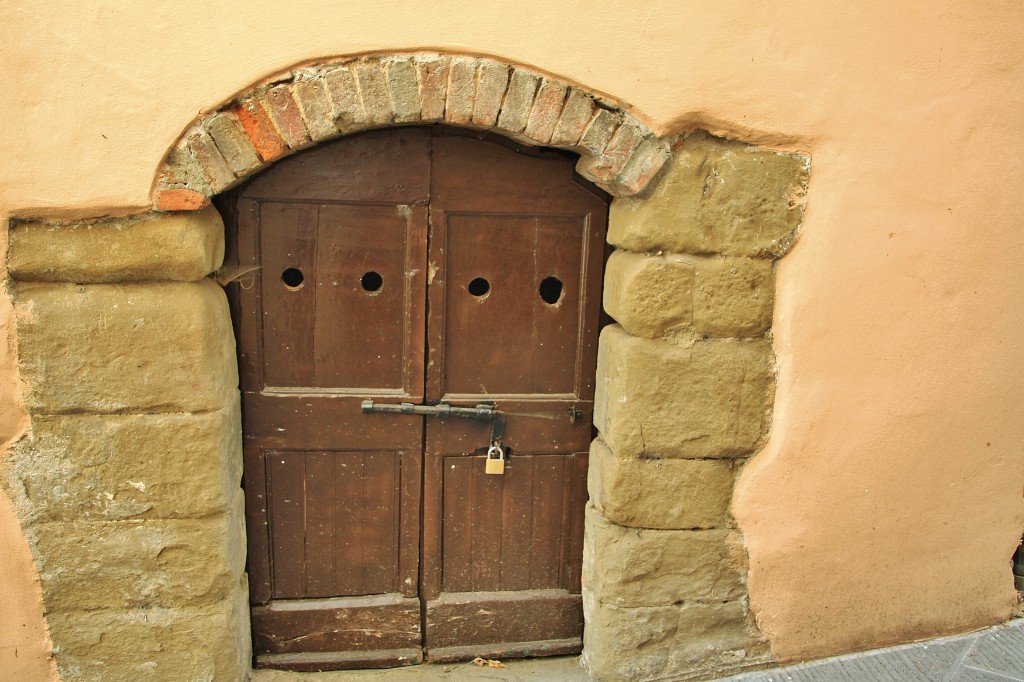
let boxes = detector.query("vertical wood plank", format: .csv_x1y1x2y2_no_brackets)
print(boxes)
470,460,503,590
529,455,564,589
498,456,534,591
268,450,307,599
333,451,365,595
244,444,272,604
303,451,336,596
441,458,474,592
361,451,399,594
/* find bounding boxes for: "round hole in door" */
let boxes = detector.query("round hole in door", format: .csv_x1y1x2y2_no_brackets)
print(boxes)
281,267,304,290
468,277,490,298
539,276,564,305
361,271,383,293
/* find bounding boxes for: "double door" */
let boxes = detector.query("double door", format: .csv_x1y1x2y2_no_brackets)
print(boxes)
224,127,608,670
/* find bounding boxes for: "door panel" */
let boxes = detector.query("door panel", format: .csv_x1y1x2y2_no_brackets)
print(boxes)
226,127,608,671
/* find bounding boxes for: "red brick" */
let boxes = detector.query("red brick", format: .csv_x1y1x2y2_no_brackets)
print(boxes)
261,84,312,149
155,188,210,212
523,79,567,144
416,55,450,121
230,99,288,162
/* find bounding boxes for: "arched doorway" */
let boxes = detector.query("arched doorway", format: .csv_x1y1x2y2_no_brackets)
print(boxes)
219,126,609,670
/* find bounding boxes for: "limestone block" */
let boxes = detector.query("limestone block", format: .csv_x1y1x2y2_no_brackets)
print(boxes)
608,130,809,258
693,257,775,337
48,591,250,682
15,279,237,414
6,395,241,523
594,325,773,458
583,505,744,608
603,251,694,338
582,593,768,682
588,438,734,529
31,490,245,613
9,206,225,283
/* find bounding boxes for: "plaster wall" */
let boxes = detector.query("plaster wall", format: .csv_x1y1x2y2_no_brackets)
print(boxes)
1,1,1022,679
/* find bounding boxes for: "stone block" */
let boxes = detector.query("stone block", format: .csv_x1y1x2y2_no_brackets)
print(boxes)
31,490,245,613
496,68,539,135
292,77,339,142
15,279,237,414
523,78,566,144
5,395,241,524
323,65,368,133
472,61,510,127
603,250,694,339
588,438,734,529
583,504,744,608
386,58,422,123
49,592,250,682
262,84,312,149
694,257,775,337
354,61,392,126
205,111,262,176
550,88,596,147
594,325,773,458
445,58,478,125
9,206,225,283
415,55,450,121
230,97,289,162
582,594,768,682
608,130,810,258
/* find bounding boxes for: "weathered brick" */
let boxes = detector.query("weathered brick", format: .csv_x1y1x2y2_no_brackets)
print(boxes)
9,206,224,283
608,131,810,257
578,120,643,183
262,84,312,149
550,88,597,147
205,112,262,176
416,55,450,121
354,61,392,126
472,61,510,127
693,257,775,337
386,58,422,123
15,280,237,414
496,68,539,135
230,97,288,162
48,594,250,682
579,107,621,156
583,505,744,608
523,78,567,144
30,490,244,613
291,77,338,142
322,65,367,132
609,136,673,196
159,146,209,195
155,188,208,212
445,58,478,125
594,325,774,459
603,250,694,339
185,128,235,193
7,397,241,524
588,438,735,529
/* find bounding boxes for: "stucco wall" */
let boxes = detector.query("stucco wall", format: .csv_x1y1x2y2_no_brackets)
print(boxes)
1,1,1022,679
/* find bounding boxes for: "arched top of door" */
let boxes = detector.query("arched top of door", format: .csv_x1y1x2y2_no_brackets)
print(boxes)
151,52,674,212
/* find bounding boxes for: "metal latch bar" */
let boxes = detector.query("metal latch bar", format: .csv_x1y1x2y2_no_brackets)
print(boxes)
361,400,499,422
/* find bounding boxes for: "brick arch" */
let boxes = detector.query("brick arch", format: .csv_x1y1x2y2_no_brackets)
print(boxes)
153,53,673,212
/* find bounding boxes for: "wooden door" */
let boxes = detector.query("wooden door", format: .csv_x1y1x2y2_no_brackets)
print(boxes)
223,127,607,671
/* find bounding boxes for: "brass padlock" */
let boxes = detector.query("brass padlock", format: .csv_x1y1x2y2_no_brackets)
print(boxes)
485,444,505,475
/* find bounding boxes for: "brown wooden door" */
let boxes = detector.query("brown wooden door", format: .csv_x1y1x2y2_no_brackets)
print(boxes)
223,127,607,671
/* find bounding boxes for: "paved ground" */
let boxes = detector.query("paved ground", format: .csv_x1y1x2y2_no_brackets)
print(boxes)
252,618,1024,681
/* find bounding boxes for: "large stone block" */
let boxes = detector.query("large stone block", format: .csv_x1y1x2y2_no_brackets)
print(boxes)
603,251,694,339
8,206,225,283
693,257,775,337
31,490,245,613
588,438,734,529
594,325,773,458
48,591,250,682
608,130,809,258
15,279,237,413
582,592,768,681
583,505,745,608
4,395,241,524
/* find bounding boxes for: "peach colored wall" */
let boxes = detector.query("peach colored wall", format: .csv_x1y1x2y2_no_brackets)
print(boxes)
1,1,1022,677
